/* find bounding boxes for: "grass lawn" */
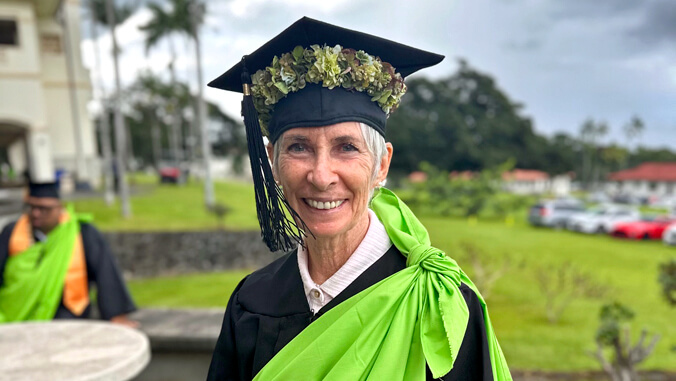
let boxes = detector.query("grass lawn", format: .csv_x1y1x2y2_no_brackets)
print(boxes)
421,216,675,371
72,175,260,231
83,178,675,371
127,270,250,308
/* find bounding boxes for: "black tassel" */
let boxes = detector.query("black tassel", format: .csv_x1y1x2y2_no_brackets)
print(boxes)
240,57,311,252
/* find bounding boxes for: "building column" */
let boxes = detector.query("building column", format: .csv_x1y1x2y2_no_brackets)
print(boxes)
27,131,55,182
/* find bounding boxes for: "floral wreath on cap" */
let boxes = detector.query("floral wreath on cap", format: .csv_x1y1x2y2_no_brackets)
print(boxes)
251,44,407,135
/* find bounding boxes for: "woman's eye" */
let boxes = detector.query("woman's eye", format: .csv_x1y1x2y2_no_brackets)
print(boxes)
288,143,306,152
341,144,358,152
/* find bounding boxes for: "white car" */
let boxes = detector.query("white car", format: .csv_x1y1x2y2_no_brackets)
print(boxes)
664,223,676,246
567,205,641,234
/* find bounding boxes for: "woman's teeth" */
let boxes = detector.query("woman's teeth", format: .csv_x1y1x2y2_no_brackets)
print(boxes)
306,199,344,210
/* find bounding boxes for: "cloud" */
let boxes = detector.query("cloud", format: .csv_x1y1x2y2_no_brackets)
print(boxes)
78,0,676,149
628,0,676,48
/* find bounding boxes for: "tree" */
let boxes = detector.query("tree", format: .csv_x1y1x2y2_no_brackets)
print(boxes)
139,0,214,206
658,259,676,307
86,0,119,205
579,119,609,189
100,73,246,172
139,1,185,166
534,262,609,324
592,302,660,381
90,0,135,217
387,60,546,176
623,116,645,152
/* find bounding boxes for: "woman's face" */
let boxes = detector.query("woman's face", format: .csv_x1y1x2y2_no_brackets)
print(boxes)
271,122,392,241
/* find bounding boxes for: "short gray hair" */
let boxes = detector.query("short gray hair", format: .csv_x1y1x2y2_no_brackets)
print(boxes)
271,122,388,186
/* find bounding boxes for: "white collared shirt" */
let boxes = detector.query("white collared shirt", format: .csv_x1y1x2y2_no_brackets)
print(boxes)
297,209,392,314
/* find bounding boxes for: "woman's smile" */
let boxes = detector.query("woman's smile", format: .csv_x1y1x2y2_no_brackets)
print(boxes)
303,198,346,210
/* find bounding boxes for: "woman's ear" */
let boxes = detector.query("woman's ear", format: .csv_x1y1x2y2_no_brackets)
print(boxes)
376,143,393,185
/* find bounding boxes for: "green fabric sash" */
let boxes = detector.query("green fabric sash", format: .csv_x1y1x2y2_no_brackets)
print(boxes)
253,188,512,380
0,206,86,323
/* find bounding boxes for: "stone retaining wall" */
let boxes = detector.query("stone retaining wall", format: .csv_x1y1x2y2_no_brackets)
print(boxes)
102,230,281,278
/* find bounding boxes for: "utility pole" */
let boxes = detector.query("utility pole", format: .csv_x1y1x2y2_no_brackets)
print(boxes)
189,0,214,207
105,0,132,217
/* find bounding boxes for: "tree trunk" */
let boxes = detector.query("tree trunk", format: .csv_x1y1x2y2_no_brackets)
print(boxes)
189,0,214,207
88,0,114,205
168,40,184,166
150,109,162,170
105,0,132,218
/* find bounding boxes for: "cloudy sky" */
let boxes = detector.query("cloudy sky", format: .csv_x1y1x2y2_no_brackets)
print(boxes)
81,0,676,149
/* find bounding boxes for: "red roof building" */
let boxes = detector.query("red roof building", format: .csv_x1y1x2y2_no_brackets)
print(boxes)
502,169,549,182
608,162,676,182
407,171,427,183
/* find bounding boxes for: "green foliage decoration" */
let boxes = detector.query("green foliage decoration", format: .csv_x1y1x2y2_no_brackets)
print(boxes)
251,44,406,135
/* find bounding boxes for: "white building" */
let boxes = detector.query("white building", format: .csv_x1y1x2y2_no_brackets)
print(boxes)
0,0,97,187
502,169,572,196
606,162,676,198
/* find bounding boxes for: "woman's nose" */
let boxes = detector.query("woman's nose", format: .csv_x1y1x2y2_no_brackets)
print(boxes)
307,154,338,190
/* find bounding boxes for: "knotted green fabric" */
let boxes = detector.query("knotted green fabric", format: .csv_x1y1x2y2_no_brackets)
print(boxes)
0,206,90,323
253,188,511,380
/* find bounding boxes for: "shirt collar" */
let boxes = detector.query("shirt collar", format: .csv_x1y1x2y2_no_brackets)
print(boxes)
297,209,392,300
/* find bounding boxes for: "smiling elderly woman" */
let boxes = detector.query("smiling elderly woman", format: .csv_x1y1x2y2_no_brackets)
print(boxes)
206,18,511,381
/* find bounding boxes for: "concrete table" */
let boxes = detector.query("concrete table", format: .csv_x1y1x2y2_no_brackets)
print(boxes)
0,321,150,381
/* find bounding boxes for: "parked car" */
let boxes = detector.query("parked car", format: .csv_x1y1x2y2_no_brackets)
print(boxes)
587,192,611,204
528,199,586,228
159,161,188,184
611,217,676,240
566,205,641,234
612,194,642,205
663,223,676,246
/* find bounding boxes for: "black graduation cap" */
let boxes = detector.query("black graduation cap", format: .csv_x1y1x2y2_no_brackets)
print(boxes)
209,16,444,252
28,181,60,199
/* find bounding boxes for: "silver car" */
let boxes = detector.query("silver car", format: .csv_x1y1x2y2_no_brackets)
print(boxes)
528,199,586,229
567,205,641,234
663,223,676,246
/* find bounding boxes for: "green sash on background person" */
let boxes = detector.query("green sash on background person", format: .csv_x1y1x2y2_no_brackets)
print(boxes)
253,188,512,381
0,206,89,323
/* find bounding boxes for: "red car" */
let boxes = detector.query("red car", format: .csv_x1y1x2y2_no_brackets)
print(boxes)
611,217,676,240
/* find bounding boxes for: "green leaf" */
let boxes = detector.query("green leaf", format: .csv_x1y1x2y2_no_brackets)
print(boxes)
292,46,304,61
274,82,289,94
378,90,392,103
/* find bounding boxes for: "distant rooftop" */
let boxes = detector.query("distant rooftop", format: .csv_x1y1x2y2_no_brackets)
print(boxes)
608,162,676,182
502,169,549,182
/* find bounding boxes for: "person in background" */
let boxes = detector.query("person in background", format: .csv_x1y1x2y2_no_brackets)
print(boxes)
0,181,137,326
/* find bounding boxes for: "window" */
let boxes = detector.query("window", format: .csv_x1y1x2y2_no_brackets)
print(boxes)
0,19,18,46
41,34,61,54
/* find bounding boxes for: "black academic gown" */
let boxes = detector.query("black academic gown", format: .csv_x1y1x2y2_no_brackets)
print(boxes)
207,245,493,380
0,221,136,320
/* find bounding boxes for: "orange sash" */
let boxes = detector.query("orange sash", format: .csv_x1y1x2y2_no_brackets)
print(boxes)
8,213,90,316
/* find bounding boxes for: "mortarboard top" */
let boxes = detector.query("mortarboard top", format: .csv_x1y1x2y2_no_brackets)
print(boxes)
207,17,443,253
210,17,444,142
209,16,444,93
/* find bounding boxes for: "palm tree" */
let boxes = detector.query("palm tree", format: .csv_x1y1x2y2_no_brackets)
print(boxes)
189,0,214,207
138,2,184,167
139,0,214,207
87,0,115,205
91,0,135,217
